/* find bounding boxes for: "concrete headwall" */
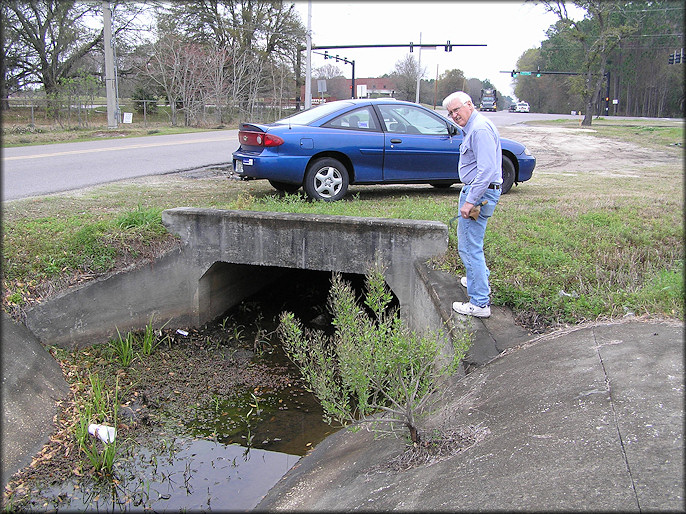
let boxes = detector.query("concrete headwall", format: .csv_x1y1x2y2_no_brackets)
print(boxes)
25,209,450,348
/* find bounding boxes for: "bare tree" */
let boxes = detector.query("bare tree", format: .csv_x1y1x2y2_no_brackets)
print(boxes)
159,0,306,108
314,63,343,80
142,35,185,126
177,43,208,126
201,45,232,124
1,1,149,109
312,64,347,100
392,54,424,101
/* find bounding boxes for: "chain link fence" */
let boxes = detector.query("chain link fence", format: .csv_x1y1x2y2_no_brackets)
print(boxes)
2,95,301,131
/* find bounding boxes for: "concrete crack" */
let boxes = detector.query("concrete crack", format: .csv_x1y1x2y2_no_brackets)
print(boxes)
592,327,642,512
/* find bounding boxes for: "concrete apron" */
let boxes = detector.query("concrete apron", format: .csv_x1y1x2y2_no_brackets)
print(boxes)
4,209,529,489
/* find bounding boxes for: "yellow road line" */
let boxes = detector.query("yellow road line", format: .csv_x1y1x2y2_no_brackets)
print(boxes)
4,136,231,161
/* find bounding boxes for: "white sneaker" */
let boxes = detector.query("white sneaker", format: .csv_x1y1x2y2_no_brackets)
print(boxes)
460,276,491,294
452,301,491,318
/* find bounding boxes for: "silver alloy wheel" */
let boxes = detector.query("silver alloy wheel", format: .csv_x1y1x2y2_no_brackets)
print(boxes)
314,166,343,198
304,157,349,201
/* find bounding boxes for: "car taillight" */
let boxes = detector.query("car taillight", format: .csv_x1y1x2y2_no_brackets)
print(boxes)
238,131,284,147
263,134,284,147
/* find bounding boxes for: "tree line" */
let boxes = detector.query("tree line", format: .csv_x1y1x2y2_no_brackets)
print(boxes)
1,1,683,128
515,0,684,122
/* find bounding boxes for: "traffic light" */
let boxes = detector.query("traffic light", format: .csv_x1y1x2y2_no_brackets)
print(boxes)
324,50,328,60
676,49,682,64
536,66,541,77
669,52,675,64
409,42,413,53
511,70,517,77
445,40,452,52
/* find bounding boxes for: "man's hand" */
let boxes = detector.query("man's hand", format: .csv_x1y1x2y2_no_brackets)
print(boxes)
460,201,474,219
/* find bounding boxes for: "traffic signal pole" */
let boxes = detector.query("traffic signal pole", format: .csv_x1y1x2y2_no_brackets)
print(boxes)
304,41,486,106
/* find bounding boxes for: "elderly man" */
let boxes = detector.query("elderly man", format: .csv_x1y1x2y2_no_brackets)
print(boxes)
443,91,502,318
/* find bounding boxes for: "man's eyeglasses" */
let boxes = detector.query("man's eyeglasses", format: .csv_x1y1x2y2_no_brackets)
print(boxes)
448,104,465,117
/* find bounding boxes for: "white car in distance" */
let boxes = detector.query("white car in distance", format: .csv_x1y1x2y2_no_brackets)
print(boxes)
515,101,530,113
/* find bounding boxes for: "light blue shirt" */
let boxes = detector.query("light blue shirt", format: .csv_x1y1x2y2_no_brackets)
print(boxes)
458,110,502,205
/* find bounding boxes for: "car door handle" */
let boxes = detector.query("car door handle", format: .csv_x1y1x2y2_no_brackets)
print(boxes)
390,139,402,144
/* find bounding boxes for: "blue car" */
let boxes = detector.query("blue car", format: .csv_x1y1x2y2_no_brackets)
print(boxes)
232,98,535,202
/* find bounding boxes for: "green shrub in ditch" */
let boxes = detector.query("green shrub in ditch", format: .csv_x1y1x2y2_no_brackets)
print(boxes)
278,262,470,445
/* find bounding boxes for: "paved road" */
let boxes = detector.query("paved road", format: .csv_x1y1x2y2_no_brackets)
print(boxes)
1,130,238,201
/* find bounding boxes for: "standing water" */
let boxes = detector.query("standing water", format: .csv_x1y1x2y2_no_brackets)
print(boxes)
6,269,360,511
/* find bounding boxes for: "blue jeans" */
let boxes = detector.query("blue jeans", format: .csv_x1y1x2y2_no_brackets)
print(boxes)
457,185,501,307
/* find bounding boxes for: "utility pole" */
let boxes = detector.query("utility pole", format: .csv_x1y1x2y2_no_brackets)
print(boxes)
305,0,312,109
415,32,422,103
433,64,439,109
103,1,118,128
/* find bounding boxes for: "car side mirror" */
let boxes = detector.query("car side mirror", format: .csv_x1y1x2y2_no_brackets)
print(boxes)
448,124,458,136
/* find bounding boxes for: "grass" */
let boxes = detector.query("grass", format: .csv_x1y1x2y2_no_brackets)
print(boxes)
110,328,136,367
1,121,683,331
66,367,121,476
483,179,683,326
108,318,170,366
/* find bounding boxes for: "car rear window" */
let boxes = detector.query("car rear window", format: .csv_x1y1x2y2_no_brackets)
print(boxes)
323,107,379,131
275,101,355,126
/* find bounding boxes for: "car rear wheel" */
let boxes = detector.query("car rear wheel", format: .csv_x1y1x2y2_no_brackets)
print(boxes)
501,155,515,194
304,158,349,201
269,180,301,194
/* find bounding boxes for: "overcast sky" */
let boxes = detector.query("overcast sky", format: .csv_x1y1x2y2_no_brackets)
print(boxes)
292,1,586,99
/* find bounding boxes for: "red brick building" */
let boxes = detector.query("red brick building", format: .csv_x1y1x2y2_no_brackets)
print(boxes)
301,76,398,102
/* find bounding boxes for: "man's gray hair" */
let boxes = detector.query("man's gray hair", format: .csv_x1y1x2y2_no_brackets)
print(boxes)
442,91,472,109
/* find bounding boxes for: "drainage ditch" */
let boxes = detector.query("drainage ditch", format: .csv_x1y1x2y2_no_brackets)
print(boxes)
7,269,388,511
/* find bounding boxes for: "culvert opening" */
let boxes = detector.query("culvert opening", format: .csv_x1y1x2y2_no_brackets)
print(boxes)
198,263,401,333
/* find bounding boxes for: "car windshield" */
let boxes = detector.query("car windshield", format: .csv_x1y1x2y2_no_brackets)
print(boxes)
275,101,355,126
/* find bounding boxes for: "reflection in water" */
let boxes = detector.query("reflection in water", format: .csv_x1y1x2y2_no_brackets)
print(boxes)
44,438,299,511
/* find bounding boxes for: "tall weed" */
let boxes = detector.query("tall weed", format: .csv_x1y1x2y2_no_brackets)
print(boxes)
279,262,470,444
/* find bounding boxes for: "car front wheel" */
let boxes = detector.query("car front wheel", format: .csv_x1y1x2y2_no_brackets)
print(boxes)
501,156,515,194
304,158,349,201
